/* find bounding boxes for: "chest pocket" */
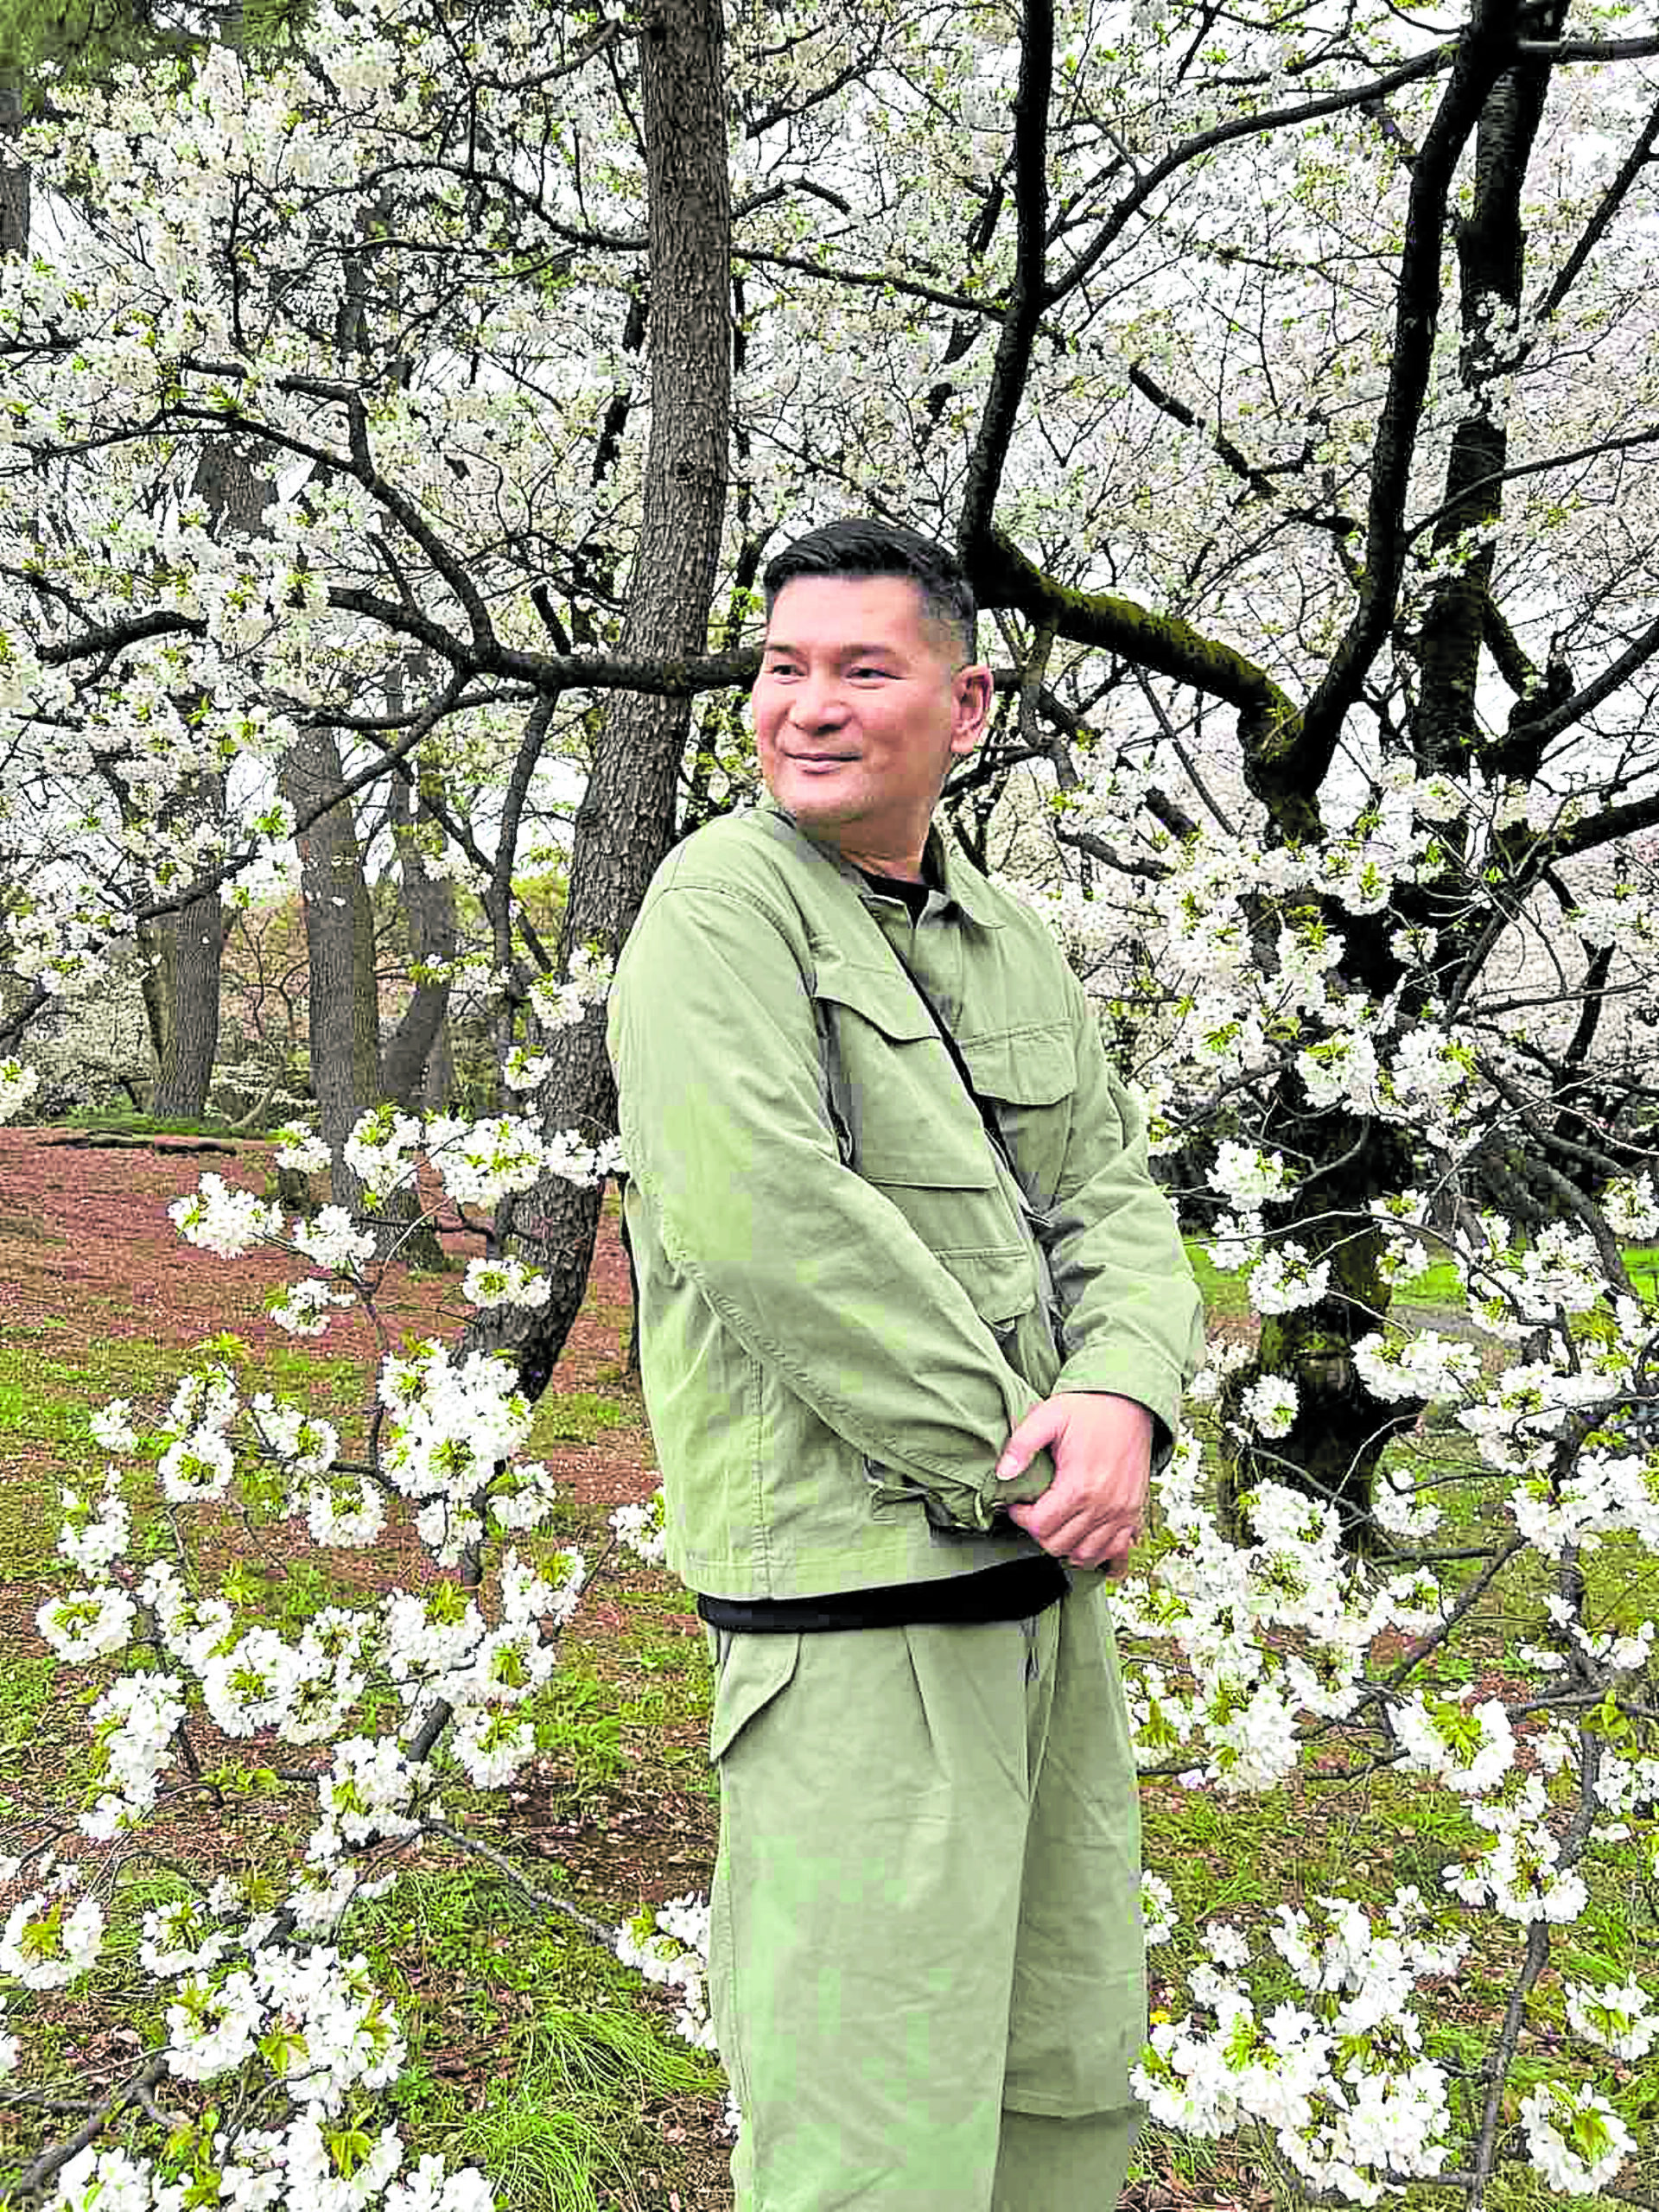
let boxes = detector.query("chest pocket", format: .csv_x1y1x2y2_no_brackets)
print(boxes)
809,955,1037,1329
958,1025,1077,1211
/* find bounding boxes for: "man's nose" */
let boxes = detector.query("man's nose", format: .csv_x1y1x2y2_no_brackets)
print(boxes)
788,674,849,728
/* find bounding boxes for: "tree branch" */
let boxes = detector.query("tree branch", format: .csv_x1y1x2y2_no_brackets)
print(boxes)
958,0,1053,553
1045,44,1460,307
38,609,207,667
420,1820,620,1944
0,982,48,1052
969,526,1299,744
1293,1,1519,779
1407,422,1659,543
1533,91,1659,323
1508,609,1659,764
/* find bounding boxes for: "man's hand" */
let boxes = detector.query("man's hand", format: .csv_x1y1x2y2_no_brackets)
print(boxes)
995,1392,1154,1577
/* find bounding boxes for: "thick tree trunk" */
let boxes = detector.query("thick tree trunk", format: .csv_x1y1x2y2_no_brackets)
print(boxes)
461,0,731,1396
1217,31,1569,1551
1,82,28,258
135,918,168,1071
423,1020,455,1114
1413,14,1565,791
101,760,226,1121
1219,1114,1421,1551
135,430,284,1119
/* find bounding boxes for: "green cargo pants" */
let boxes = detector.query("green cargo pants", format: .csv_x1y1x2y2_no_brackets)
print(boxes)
702,1575,1146,2210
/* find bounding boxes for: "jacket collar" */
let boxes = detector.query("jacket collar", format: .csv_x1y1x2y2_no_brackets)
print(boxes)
757,796,1006,929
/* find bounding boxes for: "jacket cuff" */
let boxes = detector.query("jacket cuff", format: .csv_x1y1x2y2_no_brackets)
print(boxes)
1048,1369,1184,1477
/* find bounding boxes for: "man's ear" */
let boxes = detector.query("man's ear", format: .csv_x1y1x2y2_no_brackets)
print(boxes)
950,664,993,755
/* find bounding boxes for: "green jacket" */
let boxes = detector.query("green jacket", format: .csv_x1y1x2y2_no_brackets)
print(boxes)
606,798,1205,1600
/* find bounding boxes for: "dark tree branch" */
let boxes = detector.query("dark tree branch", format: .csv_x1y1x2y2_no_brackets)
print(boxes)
39,609,207,666
1516,34,1659,60
1045,44,1460,307
1534,91,1659,323
1516,610,1659,763
1480,594,1539,695
969,527,1298,745
1407,423,1659,542
958,0,1053,552
0,982,48,1052
1293,2,1520,779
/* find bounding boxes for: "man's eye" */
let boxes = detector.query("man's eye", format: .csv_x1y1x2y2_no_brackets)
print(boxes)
849,666,890,680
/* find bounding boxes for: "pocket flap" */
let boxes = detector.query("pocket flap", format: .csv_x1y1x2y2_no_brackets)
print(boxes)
959,1025,1075,1106
709,1630,801,1763
810,956,936,1043
935,1243,1037,1324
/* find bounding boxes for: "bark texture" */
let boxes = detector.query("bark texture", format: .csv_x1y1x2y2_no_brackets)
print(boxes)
149,772,228,1121
141,434,279,1118
1220,21,1568,1546
463,0,732,1398
0,81,27,258
381,770,458,1113
280,727,383,1218
277,728,442,1262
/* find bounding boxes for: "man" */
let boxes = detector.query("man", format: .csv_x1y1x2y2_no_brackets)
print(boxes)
607,519,1205,2211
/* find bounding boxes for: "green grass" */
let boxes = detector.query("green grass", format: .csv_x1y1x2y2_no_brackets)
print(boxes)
8,1243,1656,2208
352,1870,725,2211
0,1653,58,1802
0,1360,105,1579
529,1389,630,1451
59,1109,267,1141
1183,1236,1253,1316
1186,1234,1659,1319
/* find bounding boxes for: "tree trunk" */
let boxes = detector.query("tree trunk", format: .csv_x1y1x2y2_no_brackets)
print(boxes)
1,81,28,259
461,0,731,1397
1218,1113,1421,1550
282,728,380,1209
1215,29,1569,1552
135,918,168,1072
381,769,457,1111
99,758,226,1121
280,729,446,1266
135,429,285,1119
150,776,227,1121
423,1019,455,1114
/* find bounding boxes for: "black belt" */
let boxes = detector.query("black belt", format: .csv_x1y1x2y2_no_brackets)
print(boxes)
696,1554,1068,1633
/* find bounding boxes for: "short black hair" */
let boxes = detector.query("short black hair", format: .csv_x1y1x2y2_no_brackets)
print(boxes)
762,519,977,662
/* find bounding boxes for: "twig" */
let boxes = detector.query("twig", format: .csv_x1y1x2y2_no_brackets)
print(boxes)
420,1820,618,1942
1384,1537,1529,1690
10,2055,168,2200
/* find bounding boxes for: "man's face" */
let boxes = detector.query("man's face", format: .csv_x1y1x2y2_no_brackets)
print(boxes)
751,574,991,870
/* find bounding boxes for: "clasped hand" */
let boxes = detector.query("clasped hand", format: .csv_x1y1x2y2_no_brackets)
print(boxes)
995,1390,1154,1578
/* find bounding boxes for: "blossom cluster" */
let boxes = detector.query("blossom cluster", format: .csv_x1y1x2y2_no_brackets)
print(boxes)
0,1054,41,1123
339,1103,621,1217
1133,1891,1467,2206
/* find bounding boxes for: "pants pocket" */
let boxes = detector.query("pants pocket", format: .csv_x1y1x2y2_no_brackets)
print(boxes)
708,1630,802,1764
